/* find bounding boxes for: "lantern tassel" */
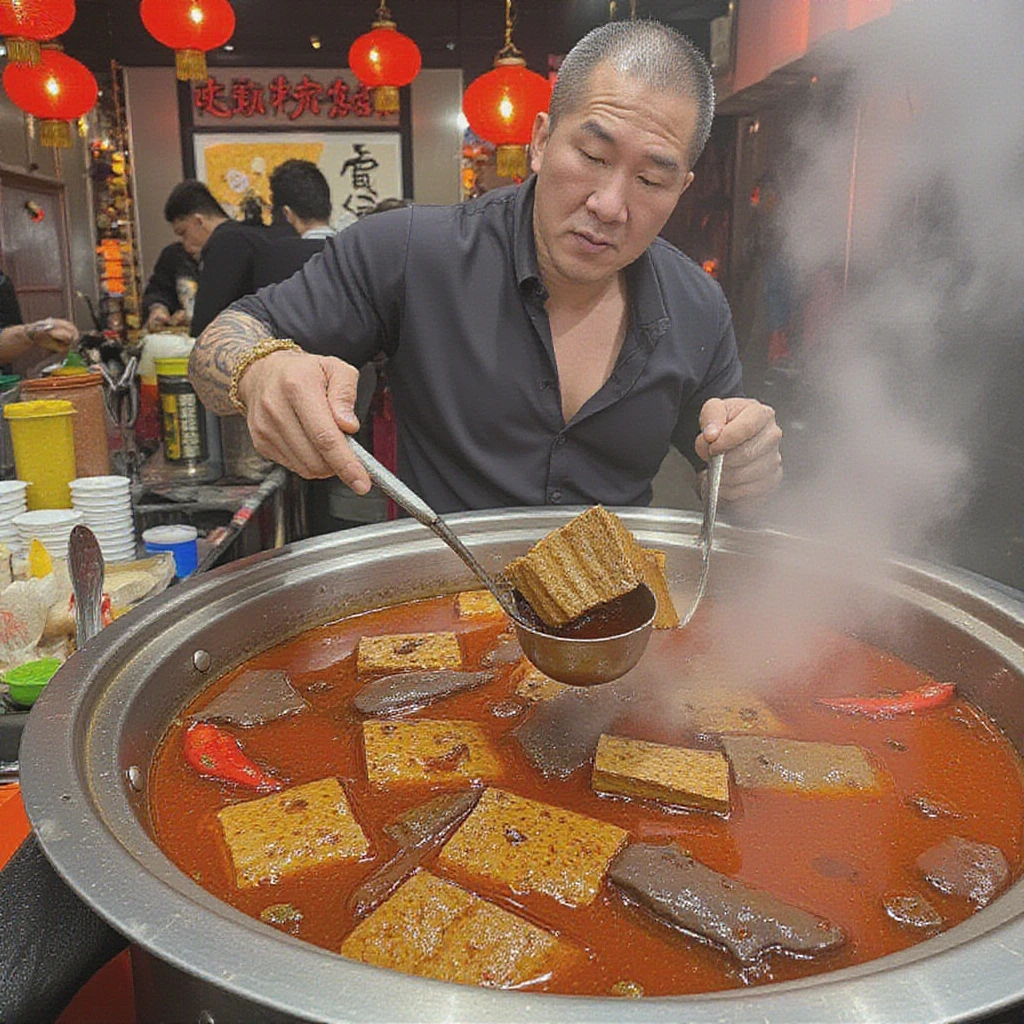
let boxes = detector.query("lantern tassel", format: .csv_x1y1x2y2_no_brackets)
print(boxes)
496,144,528,180
6,37,42,65
373,85,400,115
175,49,208,82
39,120,72,149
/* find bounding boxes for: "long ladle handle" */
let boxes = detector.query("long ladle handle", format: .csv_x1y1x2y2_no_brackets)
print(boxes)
345,436,519,619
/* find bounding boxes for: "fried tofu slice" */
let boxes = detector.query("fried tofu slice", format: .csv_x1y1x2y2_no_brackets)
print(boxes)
363,719,502,787
722,735,884,794
217,777,368,889
357,632,462,674
438,787,628,907
639,549,680,629
341,870,577,987
593,734,730,814
511,659,569,703
678,686,787,736
502,506,646,627
455,589,506,619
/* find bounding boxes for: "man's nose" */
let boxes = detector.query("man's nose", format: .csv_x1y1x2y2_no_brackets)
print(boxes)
585,173,629,225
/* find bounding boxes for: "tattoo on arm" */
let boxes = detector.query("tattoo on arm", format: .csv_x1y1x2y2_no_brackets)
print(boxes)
188,309,275,414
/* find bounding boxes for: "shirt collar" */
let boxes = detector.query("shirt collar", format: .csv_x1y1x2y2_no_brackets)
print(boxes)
512,176,546,299
301,226,336,239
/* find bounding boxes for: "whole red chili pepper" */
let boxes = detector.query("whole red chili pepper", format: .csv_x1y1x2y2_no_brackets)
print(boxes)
816,681,956,719
183,721,283,791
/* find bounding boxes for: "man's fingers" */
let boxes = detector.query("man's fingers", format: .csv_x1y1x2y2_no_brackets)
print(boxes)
698,397,729,445
244,352,371,494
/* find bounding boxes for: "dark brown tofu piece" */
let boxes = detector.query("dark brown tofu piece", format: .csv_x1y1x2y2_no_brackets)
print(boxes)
722,735,884,794
917,835,1010,907
353,669,494,716
608,843,846,963
195,668,307,728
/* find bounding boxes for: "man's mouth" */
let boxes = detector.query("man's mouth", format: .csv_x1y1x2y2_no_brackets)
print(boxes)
572,230,615,253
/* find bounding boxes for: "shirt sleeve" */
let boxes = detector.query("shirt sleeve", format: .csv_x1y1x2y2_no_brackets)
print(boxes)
0,272,23,330
231,207,411,367
191,227,258,337
671,286,745,471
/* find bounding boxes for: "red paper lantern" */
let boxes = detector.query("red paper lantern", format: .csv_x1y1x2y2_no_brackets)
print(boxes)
0,0,76,66
348,3,421,115
463,56,551,180
2,44,97,147
139,0,235,82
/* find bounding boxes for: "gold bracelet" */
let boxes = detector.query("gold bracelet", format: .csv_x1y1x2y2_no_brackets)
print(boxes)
228,338,302,414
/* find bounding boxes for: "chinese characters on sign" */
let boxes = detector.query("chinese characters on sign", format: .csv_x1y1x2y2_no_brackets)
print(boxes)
194,132,404,227
194,73,376,122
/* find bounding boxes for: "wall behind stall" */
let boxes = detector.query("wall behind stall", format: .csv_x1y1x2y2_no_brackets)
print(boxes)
125,68,464,287
0,89,97,330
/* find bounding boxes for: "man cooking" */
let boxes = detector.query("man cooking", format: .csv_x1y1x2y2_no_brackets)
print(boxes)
188,20,782,513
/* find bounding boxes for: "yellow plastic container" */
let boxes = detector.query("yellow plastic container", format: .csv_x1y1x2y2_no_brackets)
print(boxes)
3,399,77,509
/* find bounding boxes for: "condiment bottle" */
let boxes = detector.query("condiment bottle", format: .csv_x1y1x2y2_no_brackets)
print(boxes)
20,371,111,478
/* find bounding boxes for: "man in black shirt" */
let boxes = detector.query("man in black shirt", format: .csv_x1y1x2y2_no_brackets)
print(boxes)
189,21,782,512
142,241,200,332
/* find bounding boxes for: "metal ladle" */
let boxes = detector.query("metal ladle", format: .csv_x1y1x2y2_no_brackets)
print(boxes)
345,437,655,686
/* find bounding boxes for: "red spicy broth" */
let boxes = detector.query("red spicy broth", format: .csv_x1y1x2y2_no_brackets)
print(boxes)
149,595,1024,996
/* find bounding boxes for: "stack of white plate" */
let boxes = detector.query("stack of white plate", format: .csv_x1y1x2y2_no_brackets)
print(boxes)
0,480,28,551
13,508,84,559
70,475,136,563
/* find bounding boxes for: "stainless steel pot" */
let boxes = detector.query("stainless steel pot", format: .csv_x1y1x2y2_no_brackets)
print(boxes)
16,508,1024,1024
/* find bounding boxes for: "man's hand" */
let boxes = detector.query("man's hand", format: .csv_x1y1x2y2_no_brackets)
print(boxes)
28,317,79,353
695,396,782,502
238,349,373,494
145,304,172,331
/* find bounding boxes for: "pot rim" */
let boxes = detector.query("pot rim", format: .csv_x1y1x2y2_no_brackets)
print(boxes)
19,507,1024,1023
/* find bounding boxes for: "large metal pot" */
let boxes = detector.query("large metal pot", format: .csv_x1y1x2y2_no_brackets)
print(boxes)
14,508,1024,1023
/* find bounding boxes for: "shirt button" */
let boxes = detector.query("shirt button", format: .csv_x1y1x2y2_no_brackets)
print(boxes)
555,434,567,447
539,379,554,390
549,490,562,503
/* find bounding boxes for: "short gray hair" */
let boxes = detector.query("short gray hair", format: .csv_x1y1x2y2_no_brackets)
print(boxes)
549,20,715,169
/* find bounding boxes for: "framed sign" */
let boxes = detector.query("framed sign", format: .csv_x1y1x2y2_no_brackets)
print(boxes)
193,131,404,225
180,67,413,217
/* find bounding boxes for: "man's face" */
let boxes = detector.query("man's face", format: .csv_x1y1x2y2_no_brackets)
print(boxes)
531,63,698,291
172,214,215,258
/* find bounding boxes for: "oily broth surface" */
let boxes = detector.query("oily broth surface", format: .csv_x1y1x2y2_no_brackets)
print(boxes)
149,595,1024,996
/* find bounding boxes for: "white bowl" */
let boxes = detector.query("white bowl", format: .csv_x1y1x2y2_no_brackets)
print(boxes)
13,509,83,528
69,476,131,493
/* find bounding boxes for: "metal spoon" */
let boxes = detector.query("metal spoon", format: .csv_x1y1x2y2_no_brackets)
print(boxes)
679,452,723,628
345,437,654,686
68,525,105,646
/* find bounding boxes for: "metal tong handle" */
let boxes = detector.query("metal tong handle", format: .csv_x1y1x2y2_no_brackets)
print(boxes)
679,452,723,628
346,437,520,620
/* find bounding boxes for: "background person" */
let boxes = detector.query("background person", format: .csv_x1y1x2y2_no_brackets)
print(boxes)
141,240,200,332
0,267,79,369
190,21,781,515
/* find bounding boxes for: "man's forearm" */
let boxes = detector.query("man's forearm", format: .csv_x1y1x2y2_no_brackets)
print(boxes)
188,308,275,414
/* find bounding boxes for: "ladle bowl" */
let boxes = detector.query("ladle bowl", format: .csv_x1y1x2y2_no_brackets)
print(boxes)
346,436,657,686
510,582,656,686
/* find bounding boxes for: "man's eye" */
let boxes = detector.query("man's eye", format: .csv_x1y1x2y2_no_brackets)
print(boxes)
580,150,604,165
639,176,662,188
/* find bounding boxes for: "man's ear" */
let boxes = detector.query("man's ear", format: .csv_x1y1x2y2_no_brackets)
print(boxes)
281,205,297,228
679,170,695,197
529,111,550,174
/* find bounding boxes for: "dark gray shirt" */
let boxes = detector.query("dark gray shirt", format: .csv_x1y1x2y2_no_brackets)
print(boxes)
233,178,743,514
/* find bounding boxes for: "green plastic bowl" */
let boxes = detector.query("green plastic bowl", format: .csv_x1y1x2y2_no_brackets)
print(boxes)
3,657,62,708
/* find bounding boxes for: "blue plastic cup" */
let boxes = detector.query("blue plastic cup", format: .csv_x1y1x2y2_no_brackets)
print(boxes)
142,524,199,577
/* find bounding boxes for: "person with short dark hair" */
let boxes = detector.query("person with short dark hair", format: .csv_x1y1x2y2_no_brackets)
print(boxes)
268,160,333,237
190,21,782,513
142,242,200,332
